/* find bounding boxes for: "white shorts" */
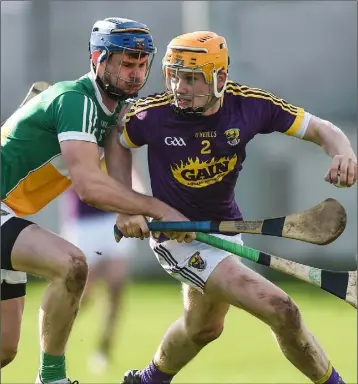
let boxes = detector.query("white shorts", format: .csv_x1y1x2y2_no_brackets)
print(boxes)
1,269,27,285
1,201,16,226
1,202,27,286
150,233,243,293
61,213,136,265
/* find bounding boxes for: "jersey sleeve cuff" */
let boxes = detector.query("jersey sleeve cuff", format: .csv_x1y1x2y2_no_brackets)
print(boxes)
121,127,140,148
285,110,311,139
58,131,97,143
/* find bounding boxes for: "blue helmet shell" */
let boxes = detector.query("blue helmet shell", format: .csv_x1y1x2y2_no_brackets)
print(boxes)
90,17,156,61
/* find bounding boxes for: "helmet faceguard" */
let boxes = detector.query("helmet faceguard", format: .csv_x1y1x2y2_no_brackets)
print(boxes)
162,31,229,116
90,18,157,101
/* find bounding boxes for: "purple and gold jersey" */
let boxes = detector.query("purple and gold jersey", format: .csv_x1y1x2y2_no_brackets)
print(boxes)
120,81,311,221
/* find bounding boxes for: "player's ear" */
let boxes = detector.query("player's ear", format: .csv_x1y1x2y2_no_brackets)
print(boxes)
92,50,101,65
216,69,227,90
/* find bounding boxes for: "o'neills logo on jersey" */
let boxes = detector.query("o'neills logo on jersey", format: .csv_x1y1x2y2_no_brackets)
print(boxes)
194,131,217,138
170,155,237,188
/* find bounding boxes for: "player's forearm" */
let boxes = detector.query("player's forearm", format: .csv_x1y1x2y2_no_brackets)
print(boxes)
75,171,170,219
104,127,132,187
304,116,356,160
105,147,132,187
317,121,356,160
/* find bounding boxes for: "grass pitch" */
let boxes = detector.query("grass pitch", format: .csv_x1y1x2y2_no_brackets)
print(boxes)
2,280,357,383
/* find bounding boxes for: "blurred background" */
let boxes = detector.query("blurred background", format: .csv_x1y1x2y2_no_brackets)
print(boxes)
1,1,357,383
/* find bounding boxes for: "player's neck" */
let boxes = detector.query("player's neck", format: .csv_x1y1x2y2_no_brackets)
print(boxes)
99,88,119,113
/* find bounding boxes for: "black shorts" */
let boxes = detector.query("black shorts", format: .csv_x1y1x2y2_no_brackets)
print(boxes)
1,204,33,300
1,281,26,300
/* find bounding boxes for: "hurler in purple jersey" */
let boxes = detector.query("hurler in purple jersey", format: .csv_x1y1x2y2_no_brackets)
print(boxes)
109,31,356,384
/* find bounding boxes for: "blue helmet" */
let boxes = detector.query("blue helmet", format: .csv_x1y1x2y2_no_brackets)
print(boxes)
89,18,157,100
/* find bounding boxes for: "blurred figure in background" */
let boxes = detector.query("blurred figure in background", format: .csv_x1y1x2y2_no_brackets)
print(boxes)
60,162,145,374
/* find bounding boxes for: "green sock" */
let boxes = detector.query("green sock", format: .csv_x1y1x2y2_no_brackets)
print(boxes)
40,352,66,383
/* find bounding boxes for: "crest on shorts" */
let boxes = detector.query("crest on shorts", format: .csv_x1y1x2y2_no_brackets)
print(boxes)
1,209,9,216
224,128,240,146
188,251,206,271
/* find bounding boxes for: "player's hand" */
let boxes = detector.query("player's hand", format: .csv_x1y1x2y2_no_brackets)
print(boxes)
155,208,196,244
116,214,149,240
324,154,357,187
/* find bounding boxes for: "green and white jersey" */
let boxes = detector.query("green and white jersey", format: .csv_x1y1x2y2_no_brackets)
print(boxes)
1,73,123,217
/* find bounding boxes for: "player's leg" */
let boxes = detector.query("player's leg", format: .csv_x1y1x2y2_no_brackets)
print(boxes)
85,214,130,365
80,260,102,307
89,257,128,373
205,255,343,383
137,284,229,384
1,281,25,368
2,203,88,383
1,207,28,369
99,258,128,357
81,259,107,373
122,234,343,384
121,234,235,384
70,212,130,373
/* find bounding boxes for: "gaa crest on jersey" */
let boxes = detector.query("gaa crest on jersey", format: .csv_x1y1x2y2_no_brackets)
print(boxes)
225,128,240,146
188,252,206,271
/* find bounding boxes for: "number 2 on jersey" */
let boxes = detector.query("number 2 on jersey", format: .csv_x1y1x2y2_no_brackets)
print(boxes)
201,140,211,154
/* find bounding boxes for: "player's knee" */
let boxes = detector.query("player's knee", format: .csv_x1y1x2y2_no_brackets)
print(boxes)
269,294,301,332
1,345,18,368
50,246,88,295
47,244,88,286
187,323,224,346
64,248,88,295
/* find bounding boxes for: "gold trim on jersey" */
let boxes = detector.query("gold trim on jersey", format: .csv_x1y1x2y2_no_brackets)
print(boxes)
122,93,171,147
283,108,305,136
135,92,168,106
225,81,305,136
124,93,170,121
226,81,299,115
122,127,140,148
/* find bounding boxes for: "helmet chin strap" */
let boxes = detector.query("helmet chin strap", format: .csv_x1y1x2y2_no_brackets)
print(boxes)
212,69,228,98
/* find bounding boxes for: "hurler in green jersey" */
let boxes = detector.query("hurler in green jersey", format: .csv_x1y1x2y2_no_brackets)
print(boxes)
0,18,190,383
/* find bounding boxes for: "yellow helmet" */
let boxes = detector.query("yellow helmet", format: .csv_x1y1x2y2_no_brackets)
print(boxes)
163,31,228,91
162,31,229,114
